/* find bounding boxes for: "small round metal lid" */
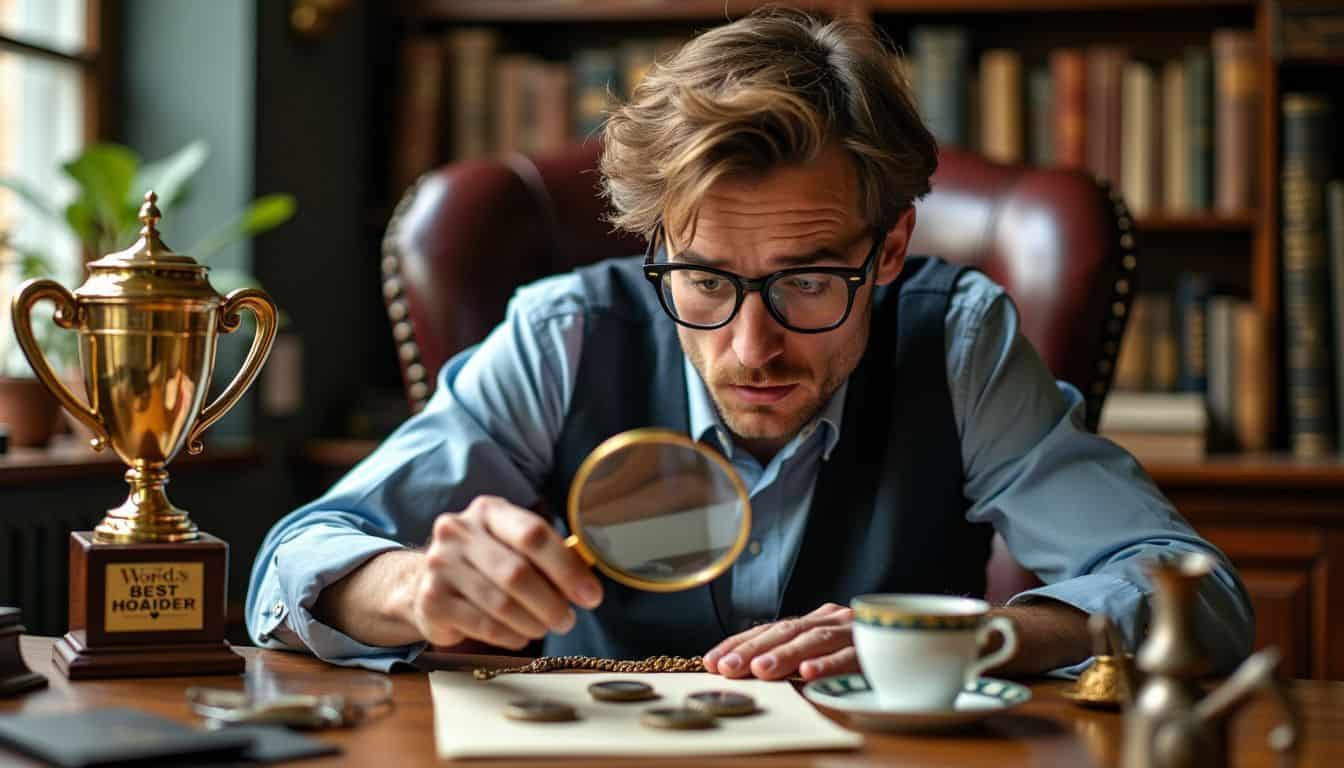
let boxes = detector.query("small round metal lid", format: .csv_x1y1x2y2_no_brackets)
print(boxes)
77,190,219,303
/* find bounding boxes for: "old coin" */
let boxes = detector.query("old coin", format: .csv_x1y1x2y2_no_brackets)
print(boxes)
686,690,758,716
588,680,658,702
640,707,717,730
503,698,578,723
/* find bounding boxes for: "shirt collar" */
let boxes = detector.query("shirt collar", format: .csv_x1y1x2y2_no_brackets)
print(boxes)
683,356,847,462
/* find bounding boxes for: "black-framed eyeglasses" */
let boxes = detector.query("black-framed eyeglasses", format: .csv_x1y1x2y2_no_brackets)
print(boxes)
642,225,885,333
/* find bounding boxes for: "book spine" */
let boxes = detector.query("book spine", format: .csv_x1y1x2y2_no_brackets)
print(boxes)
1051,49,1087,170
573,48,619,141
1213,29,1259,215
1113,293,1153,391
1121,61,1155,216
1281,93,1336,457
1233,302,1270,451
1206,296,1238,450
1328,179,1344,447
446,29,498,162
1086,46,1125,186
1028,65,1054,167
912,26,969,147
1183,48,1213,211
1279,7,1344,58
979,49,1022,164
392,37,445,195
1162,60,1189,214
1174,273,1212,394
1149,293,1179,391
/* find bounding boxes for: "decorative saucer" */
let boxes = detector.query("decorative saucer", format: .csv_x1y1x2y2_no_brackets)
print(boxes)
801,673,1031,732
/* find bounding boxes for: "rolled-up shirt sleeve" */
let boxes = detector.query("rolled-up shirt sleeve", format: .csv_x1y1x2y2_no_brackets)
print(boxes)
246,275,586,670
946,272,1254,675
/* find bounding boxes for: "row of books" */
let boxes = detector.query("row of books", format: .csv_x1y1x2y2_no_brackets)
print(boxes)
905,26,1258,218
1103,282,1269,462
1106,92,1343,461
392,29,682,196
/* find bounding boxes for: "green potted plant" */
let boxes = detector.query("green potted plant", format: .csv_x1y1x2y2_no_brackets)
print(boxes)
0,140,294,447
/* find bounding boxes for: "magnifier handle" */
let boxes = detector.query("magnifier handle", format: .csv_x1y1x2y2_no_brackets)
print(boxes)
565,534,595,566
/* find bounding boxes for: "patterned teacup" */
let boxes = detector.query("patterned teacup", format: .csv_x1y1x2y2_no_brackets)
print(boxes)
851,594,1018,710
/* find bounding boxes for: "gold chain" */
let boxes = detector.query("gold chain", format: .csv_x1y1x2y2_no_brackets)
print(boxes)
473,655,705,680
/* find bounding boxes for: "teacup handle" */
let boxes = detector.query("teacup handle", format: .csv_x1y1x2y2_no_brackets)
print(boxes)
967,615,1018,683
186,288,278,455
10,278,109,451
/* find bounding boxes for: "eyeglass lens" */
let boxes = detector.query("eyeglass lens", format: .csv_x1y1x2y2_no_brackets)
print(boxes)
658,270,852,330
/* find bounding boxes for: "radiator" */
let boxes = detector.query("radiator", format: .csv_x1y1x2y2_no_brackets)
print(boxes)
1,504,103,636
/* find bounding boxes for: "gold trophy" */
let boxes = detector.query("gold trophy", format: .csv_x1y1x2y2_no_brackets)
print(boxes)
10,191,277,679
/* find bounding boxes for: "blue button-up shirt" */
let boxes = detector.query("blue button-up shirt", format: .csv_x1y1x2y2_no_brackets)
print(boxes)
247,268,1253,674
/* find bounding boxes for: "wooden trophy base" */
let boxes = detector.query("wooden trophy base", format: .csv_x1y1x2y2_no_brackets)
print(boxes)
56,531,245,680
53,631,244,680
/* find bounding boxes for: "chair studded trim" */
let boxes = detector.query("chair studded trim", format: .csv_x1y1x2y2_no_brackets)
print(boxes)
1085,180,1139,433
381,174,433,413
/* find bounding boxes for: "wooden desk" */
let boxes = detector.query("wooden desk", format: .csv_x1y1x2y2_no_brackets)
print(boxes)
3,637,1342,766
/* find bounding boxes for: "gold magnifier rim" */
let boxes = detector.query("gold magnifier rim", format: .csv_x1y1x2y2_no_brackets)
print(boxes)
566,427,752,593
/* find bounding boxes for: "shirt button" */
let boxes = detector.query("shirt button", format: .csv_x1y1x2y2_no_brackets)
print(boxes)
748,540,762,556
272,600,286,618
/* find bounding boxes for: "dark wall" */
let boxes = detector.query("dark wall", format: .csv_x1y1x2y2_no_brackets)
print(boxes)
252,0,397,443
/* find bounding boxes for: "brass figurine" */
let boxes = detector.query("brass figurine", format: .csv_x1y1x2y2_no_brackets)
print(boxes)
1066,613,1136,709
1121,553,1300,768
11,191,278,544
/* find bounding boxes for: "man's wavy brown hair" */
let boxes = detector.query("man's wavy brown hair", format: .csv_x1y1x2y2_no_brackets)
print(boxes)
600,7,937,246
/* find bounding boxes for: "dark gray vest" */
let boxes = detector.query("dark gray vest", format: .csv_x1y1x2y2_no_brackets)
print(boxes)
539,255,992,659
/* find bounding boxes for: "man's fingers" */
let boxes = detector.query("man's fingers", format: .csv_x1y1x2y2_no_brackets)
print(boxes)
713,617,821,678
484,501,604,610
446,560,558,640
463,531,576,634
748,624,853,680
798,646,860,681
703,622,776,674
413,583,531,650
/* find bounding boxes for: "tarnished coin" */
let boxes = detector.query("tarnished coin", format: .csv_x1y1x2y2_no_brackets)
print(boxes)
503,698,578,723
640,706,717,730
588,680,658,702
686,690,759,717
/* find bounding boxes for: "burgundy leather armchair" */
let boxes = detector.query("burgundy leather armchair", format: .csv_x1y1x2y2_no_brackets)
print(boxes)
380,140,1137,603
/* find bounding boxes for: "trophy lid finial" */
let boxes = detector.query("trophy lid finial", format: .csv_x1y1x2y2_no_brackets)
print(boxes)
139,190,163,238
89,188,196,269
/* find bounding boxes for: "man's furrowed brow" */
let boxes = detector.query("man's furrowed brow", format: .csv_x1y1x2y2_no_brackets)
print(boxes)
670,246,849,269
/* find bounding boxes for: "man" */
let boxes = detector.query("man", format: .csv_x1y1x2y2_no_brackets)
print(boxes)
247,9,1252,679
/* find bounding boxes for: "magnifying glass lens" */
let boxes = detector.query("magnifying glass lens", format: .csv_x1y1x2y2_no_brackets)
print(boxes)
570,434,749,591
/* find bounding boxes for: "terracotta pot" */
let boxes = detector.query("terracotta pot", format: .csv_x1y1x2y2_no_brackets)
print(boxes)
0,376,60,447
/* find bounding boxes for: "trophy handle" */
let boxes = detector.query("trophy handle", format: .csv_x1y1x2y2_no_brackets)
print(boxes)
10,278,108,451
187,288,278,455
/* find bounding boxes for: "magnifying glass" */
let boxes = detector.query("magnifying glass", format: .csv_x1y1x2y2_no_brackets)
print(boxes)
565,428,751,592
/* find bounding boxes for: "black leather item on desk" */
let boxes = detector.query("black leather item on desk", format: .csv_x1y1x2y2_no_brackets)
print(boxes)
0,707,253,767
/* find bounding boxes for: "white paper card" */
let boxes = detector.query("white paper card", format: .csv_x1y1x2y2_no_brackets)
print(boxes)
429,670,864,759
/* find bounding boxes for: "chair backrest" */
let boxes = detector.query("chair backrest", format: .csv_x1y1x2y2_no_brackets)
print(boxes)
380,141,1137,604
382,140,1136,433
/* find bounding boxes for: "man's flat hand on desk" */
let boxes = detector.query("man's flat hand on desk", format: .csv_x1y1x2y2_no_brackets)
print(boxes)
409,496,605,650
703,603,857,681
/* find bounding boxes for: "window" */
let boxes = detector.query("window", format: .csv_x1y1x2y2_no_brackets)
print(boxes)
0,0,106,370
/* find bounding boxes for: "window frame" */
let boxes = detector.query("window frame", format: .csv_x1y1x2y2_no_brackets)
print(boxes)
0,0,119,145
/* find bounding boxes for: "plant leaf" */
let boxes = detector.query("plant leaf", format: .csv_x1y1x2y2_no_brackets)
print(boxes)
62,144,140,246
188,194,296,262
65,200,98,249
133,140,208,210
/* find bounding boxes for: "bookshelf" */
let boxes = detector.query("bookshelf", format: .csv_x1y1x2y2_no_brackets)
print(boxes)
380,0,1337,446
372,1,1344,678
